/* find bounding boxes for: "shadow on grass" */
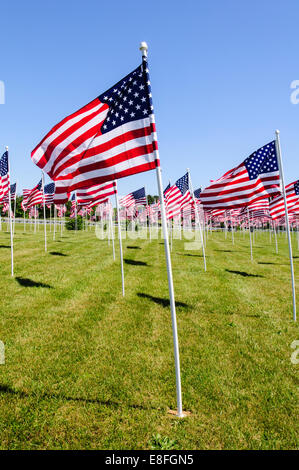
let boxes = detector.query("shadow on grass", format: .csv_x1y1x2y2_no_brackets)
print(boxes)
15,277,52,288
124,259,147,266
137,292,189,309
0,384,156,411
0,245,10,248
225,269,264,278
214,249,233,253
49,252,68,257
179,253,204,258
258,262,275,265
127,246,141,250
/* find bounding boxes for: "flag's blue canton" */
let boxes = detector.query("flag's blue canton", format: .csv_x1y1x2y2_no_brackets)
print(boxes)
163,182,170,195
244,141,278,180
71,193,76,201
44,182,55,194
132,187,146,200
10,183,16,194
36,180,42,191
176,172,189,195
294,180,299,195
99,58,153,135
194,188,201,198
0,151,8,176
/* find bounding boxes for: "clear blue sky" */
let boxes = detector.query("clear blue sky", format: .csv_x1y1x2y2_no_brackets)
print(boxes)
1,0,298,197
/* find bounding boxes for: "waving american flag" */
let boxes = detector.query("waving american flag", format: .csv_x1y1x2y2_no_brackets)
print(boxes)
164,172,192,219
23,180,43,209
200,141,281,209
31,58,158,204
77,181,117,208
0,151,10,202
269,180,299,220
43,182,55,205
119,187,146,207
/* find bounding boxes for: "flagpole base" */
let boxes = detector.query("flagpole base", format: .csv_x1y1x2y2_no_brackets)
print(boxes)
167,409,190,418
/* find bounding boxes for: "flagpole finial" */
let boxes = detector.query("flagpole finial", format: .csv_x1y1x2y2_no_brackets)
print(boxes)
275,129,280,135
139,41,148,57
5,146,8,151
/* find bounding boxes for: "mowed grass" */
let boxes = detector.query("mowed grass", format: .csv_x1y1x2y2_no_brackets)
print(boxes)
0,223,298,450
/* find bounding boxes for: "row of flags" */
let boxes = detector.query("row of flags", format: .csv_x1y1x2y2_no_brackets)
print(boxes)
1,167,299,224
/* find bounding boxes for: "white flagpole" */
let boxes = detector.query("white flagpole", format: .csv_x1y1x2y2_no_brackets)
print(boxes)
115,182,125,296
247,208,253,261
42,172,47,251
187,169,207,271
109,202,116,261
230,210,234,245
60,206,63,236
53,205,56,240
75,193,78,232
144,188,151,242
275,130,296,321
6,147,14,276
12,180,17,237
49,204,52,233
140,42,184,417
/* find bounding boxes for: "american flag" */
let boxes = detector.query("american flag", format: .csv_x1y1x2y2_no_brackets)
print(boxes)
242,198,271,219
29,206,38,218
31,58,158,203
21,189,31,211
69,193,77,217
56,204,67,218
119,187,146,207
23,180,43,208
2,202,9,213
77,181,117,208
269,180,299,220
44,182,55,205
194,188,201,199
0,151,10,202
200,141,281,209
163,182,171,195
2,183,17,203
164,172,192,219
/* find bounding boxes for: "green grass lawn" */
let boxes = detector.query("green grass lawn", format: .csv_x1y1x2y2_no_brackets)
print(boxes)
0,223,298,450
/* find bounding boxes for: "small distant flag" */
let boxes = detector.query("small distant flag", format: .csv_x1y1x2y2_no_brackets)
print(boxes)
0,151,10,201
194,188,201,199
119,187,146,207
44,182,55,205
23,180,43,208
2,183,17,203
164,172,192,219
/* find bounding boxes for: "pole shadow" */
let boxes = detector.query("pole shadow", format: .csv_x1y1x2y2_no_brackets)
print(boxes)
0,384,157,412
137,292,189,308
124,259,148,266
225,269,264,278
0,245,11,248
49,252,68,257
258,262,275,265
214,249,233,253
178,253,204,258
15,277,52,288
126,246,141,250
